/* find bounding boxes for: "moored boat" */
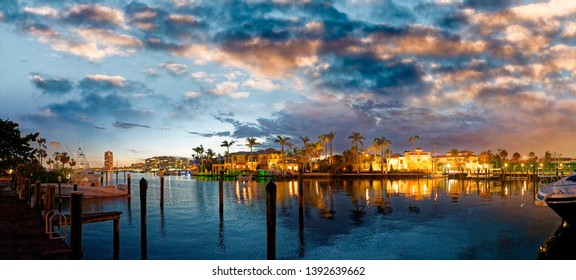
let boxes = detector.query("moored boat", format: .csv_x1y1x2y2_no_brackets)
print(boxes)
42,168,129,198
537,172,576,224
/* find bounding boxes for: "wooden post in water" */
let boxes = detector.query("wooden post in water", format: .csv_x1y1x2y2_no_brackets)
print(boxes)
160,170,164,207
266,180,277,260
73,184,78,192
127,173,131,195
113,218,120,260
140,178,148,260
70,191,83,259
219,170,224,217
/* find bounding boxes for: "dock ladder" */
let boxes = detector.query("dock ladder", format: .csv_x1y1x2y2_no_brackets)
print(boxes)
45,210,67,240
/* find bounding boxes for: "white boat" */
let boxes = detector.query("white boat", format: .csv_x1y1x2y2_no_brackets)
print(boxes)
43,168,129,198
537,172,576,224
237,172,254,181
42,148,129,198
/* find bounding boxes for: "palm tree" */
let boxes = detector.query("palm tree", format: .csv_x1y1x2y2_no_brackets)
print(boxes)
373,137,391,173
69,159,76,169
408,135,420,152
349,132,365,173
36,137,46,168
221,140,235,170
192,145,205,172
299,136,310,170
53,152,61,170
274,135,293,171
408,135,420,169
206,148,216,172
246,137,260,171
318,134,328,160
60,152,70,169
47,158,54,171
326,132,336,165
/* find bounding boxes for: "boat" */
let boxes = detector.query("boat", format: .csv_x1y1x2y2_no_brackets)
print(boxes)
237,172,254,181
43,168,129,198
41,148,129,198
537,172,576,224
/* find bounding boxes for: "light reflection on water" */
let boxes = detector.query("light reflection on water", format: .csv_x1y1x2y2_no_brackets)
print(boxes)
73,174,564,260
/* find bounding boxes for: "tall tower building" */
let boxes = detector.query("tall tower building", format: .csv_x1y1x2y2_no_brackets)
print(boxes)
105,151,113,171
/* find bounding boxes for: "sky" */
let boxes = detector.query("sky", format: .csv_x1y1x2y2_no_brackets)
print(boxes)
1,0,576,167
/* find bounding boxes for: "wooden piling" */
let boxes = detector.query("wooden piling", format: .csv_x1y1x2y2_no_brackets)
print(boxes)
73,184,77,192
266,180,277,260
127,173,131,195
219,170,224,217
140,178,148,260
160,170,164,207
70,191,83,259
113,219,120,260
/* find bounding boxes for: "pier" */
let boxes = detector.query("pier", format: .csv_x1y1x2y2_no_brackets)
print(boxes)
0,185,72,260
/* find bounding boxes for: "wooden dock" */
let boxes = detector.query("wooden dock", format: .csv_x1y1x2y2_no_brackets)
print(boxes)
0,186,72,260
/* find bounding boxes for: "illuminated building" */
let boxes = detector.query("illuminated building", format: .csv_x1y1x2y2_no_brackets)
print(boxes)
104,151,113,171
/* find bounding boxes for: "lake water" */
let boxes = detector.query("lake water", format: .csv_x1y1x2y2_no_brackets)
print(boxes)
68,174,566,260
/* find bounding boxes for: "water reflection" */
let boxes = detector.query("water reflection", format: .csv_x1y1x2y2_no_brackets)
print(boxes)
538,221,576,259
77,175,562,260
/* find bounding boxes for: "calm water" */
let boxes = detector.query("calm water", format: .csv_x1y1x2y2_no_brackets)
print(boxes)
68,174,565,260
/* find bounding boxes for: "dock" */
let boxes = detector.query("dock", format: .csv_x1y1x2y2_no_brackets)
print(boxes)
0,185,72,260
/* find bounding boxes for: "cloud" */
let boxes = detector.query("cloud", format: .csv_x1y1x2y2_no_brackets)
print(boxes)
243,78,279,92
208,81,250,99
48,141,61,149
29,73,73,95
161,62,188,75
79,74,126,91
113,122,151,129
188,131,231,137
64,4,127,29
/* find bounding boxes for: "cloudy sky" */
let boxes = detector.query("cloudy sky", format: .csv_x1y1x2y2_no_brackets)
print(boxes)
1,0,575,167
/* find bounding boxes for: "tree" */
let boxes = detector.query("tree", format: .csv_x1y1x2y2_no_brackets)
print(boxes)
221,140,235,170
299,136,310,170
498,149,508,161
326,132,336,165
47,158,55,171
318,134,328,159
246,137,260,171
528,152,538,163
348,132,365,173
408,135,420,151
53,152,62,170
36,137,47,169
274,135,293,171
511,152,521,162
192,145,205,172
206,148,216,171
0,119,38,173
60,152,70,169
373,136,392,173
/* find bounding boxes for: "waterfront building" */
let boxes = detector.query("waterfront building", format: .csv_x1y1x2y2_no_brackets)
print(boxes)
405,148,432,172
104,151,113,171
436,150,480,172
145,156,188,171
212,148,299,172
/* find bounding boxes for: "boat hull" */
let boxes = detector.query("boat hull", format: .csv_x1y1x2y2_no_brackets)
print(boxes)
537,172,576,225
42,184,129,198
544,198,576,225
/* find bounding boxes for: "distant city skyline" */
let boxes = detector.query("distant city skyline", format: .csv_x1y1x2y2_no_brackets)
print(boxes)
2,0,575,167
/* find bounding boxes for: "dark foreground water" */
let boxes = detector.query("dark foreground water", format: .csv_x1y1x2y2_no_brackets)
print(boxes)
68,174,566,260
